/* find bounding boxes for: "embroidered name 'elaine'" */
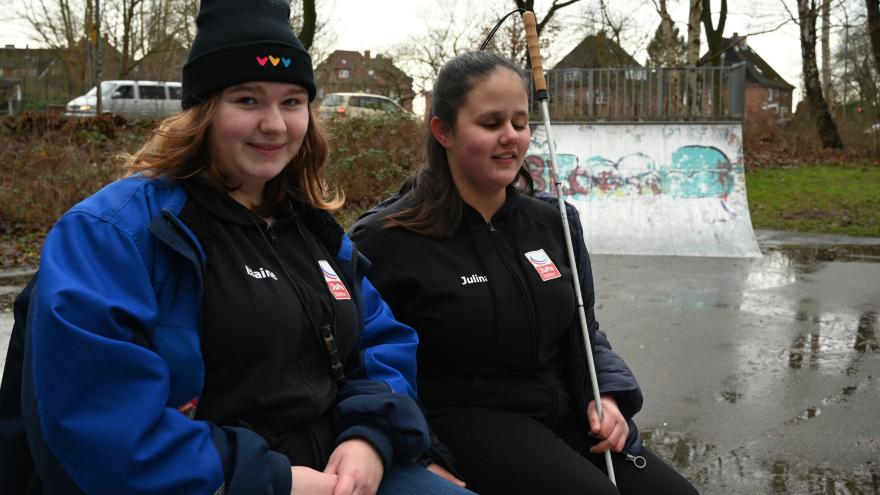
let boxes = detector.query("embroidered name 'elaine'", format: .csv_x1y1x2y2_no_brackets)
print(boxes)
461,274,488,285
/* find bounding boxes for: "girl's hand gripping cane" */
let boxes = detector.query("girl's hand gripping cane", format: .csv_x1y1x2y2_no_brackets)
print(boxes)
522,11,618,486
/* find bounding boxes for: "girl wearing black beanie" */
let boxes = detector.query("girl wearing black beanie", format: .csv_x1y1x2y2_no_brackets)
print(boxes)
13,1,476,494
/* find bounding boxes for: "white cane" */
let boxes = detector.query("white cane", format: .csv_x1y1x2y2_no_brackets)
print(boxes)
522,11,617,486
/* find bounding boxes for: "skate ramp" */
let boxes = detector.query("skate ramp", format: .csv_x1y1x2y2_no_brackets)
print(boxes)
527,123,761,258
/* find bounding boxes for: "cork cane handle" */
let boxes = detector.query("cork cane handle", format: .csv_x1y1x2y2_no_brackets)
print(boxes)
523,11,546,93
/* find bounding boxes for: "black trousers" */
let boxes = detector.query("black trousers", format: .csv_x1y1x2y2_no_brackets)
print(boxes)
431,407,699,495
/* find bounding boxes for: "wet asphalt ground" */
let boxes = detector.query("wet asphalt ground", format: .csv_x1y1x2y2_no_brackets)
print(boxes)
1,230,878,494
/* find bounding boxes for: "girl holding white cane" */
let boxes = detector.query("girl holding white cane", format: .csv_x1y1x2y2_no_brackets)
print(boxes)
350,51,699,495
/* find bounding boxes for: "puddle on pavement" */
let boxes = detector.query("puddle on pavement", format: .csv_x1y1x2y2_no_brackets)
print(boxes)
748,244,880,291
740,247,878,376
784,376,877,427
748,244,880,289
764,244,880,272
784,310,878,374
734,304,878,377
643,428,880,494
770,244,880,264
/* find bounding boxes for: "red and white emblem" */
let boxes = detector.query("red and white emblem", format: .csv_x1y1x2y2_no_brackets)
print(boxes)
318,260,351,300
524,249,562,281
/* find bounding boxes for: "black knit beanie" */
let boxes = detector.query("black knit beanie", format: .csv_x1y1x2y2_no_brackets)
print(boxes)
181,0,316,109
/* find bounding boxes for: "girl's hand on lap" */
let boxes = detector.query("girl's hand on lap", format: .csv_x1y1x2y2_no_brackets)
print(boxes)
587,395,629,454
427,462,467,487
291,466,337,495
324,438,384,495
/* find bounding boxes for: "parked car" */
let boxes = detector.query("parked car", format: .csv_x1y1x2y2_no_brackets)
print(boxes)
317,92,408,118
65,80,182,118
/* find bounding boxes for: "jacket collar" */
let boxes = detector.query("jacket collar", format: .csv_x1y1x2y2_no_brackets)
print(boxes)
461,186,522,229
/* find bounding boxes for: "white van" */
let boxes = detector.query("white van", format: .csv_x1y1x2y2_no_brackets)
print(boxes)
65,80,182,118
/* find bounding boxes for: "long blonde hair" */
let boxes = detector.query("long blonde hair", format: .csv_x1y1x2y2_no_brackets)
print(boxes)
125,94,342,215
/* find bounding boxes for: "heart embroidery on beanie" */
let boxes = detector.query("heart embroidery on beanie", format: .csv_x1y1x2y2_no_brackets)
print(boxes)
256,56,268,66
282,57,291,67
269,56,280,66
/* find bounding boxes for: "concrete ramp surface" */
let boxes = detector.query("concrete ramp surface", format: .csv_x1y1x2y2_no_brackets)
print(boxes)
527,123,762,258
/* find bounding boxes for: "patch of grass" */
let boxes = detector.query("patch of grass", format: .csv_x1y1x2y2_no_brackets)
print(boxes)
746,163,880,237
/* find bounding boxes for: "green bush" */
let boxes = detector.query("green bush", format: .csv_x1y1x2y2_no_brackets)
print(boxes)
0,114,152,239
322,112,423,210
0,111,423,248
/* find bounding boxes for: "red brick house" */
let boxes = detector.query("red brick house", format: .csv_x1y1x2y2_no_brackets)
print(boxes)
700,34,794,119
553,34,642,69
314,50,414,111
548,34,644,120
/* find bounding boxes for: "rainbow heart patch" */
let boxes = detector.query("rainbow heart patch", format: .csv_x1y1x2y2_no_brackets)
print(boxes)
256,55,292,68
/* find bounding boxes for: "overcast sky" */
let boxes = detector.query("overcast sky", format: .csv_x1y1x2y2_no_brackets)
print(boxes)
1,0,810,101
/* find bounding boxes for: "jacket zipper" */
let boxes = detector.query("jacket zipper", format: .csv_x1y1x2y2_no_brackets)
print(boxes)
162,211,207,303
486,221,541,366
159,210,208,418
266,224,279,244
251,220,324,405
624,452,646,468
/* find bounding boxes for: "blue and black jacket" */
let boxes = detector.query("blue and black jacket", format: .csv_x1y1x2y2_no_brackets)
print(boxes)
3,175,429,494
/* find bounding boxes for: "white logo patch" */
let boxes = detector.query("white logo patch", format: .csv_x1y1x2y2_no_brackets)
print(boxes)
318,260,351,300
524,249,562,281
245,265,278,280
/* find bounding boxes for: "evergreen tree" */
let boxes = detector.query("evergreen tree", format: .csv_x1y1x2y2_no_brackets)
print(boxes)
646,22,686,66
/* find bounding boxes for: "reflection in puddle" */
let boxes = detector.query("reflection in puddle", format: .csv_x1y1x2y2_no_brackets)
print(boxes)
746,244,880,292
854,312,879,354
746,250,798,290
766,461,880,495
720,390,740,403
641,429,715,472
776,244,880,263
643,429,880,494
736,304,872,376
783,311,879,373
771,460,789,494
740,246,880,376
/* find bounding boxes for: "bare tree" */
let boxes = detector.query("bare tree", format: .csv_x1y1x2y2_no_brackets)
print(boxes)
103,0,186,78
821,0,833,103
797,0,844,148
833,20,878,116
386,2,486,101
296,0,316,49
512,0,581,36
701,0,728,67
686,0,702,66
478,2,564,65
291,0,336,64
683,0,702,116
577,0,649,54
21,0,96,93
868,0,880,75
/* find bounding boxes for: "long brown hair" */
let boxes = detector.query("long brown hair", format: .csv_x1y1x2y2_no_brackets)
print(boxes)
384,51,532,238
125,94,341,215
